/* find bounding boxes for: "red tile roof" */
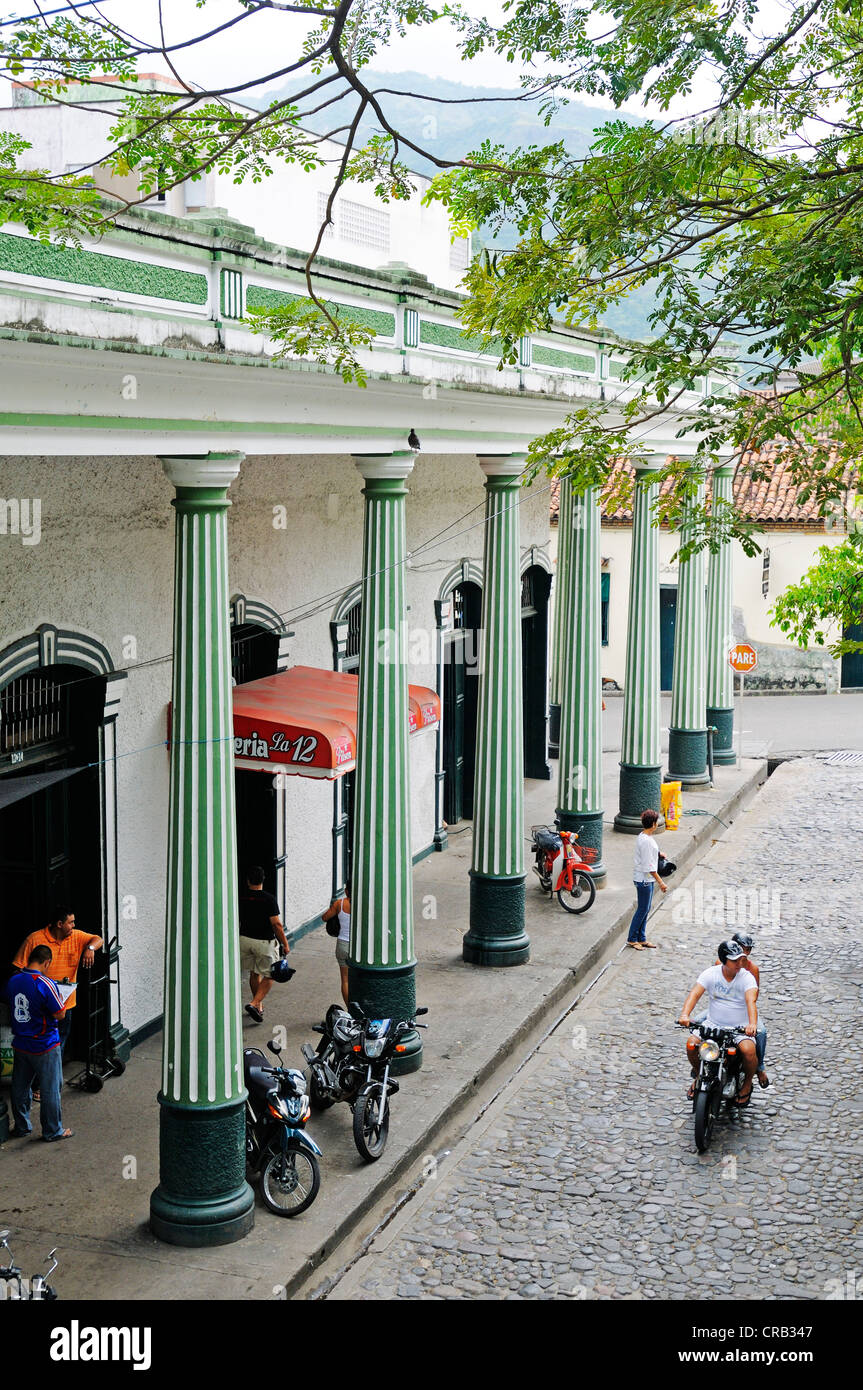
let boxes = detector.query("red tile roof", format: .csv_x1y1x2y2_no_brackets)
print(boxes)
548,448,860,529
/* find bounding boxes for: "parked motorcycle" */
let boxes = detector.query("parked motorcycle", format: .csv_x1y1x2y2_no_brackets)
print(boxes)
302,1003,428,1162
678,1020,747,1152
244,1040,322,1215
0,1229,59,1299
530,824,596,914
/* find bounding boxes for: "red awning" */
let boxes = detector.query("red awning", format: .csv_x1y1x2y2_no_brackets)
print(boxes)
231,665,440,779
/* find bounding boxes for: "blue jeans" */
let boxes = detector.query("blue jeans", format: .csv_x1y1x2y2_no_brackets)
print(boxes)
756,1024,767,1070
628,880,654,942
11,1046,65,1140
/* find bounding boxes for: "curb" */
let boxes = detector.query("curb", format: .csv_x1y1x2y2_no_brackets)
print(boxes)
285,760,769,1299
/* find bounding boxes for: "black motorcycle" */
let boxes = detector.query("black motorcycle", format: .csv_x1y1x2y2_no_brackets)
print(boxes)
678,1020,748,1152
301,1003,428,1162
244,1040,322,1215
0,1229,59,1300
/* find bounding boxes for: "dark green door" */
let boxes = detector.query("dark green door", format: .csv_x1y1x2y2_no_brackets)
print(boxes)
443,582,481,823
521,566,552,780
660,587,677,692
235,770,278,896
841,623,863,688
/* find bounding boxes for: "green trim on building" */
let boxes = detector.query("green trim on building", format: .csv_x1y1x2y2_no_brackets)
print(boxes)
419,318,503,356
0,231,208,304
532,344,595,374
246,284,396,337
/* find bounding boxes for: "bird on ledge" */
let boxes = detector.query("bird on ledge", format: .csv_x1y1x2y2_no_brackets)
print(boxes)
408,429,421,451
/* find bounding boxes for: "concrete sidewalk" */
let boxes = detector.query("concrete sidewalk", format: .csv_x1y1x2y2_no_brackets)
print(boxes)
0,756,765,1301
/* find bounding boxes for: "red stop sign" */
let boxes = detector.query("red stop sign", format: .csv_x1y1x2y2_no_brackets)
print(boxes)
728,643,758,673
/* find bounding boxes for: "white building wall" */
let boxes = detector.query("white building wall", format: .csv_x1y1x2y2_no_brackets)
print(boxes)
1,450,548,1035
550,521,846,690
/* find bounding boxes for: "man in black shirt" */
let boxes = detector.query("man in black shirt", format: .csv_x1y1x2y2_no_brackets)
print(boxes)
238,865,289,1023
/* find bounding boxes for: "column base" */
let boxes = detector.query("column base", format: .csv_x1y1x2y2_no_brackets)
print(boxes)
108,1021,132,1066
666,728,710,786
149,1095,254,1247
347,961,421,1074
555,807,606,885
433,827,449,852
463,871,529,966
614,763,663,834
707,706,736,765
548,702,560,759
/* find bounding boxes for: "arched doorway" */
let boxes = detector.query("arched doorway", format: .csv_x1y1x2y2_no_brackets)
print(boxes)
229,595,289,903
330,586,361,893
521,562,552,780
443,580,482,824
0,625,125,1062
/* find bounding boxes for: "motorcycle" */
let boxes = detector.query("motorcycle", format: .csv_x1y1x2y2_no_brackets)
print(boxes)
0,1229,59,1300
243,1040,322,1216
301,1003,428,1162
678,1020,748,1152
530,823,596,914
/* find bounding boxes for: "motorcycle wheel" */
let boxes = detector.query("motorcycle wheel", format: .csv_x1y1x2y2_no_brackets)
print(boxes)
693,1088,716,1152
557,871,596,915
309,1071,335,1110
352,1088,390,1162
260,1144,320,1217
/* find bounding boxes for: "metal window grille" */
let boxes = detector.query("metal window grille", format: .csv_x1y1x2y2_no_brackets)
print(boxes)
220,268,244,320
521,570,537,616
449,237,470,271
315,191,336,239
339,199,390,253
0,674,66,753
345,603,361,667
518,335,532,368
403,306,419,348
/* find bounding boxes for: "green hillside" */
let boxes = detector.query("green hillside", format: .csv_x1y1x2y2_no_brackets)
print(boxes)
256,70,657,340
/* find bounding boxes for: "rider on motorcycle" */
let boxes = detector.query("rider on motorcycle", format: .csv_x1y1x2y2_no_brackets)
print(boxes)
730,932,769,1089
678,939,759,1107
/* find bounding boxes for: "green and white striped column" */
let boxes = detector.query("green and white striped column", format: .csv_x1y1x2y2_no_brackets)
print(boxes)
615,458,663,834
706,463,736,764
667,469,710,787
548,477,574,759
556,481,606,881
463,455,529,966
349,453,421,1072
150,452,254,1247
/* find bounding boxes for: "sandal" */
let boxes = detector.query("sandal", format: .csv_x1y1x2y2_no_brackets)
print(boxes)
757,1071,770,1089
43,1128,74,1142
686,1081,696,1101
244,1003,263,1023
626,942,644,951
642,941,659,949
735,1080,754,1107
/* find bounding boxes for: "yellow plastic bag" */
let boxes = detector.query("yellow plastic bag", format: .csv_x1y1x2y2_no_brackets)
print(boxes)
660,780,682,831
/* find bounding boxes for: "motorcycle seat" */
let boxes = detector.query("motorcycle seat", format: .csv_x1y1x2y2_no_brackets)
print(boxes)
243,1048,277,1099
534,828,562,852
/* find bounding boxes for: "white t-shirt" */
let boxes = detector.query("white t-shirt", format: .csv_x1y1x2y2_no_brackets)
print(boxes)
697,965,758,1028
633,832,659,884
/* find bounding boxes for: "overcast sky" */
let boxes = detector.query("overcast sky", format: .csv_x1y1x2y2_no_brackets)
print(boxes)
0,0,719,120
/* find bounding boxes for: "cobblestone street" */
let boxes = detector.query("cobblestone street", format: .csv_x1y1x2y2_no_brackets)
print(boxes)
328,759,863,1301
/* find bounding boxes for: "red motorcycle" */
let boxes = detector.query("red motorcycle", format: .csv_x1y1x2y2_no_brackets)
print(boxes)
530,824,597,914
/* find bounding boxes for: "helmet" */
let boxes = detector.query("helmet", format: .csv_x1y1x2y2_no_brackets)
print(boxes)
732,932,754,952
270,959,296,983
718,939,746,964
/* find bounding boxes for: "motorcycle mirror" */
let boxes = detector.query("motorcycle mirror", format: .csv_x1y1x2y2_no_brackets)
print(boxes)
347,1001,365,1019
415,1007,429,1016
267,1039,282,1055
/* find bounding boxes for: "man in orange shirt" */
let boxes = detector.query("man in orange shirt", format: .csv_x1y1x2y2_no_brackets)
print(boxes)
13,906,103,1062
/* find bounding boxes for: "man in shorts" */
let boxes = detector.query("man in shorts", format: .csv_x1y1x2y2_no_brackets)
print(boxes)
238,866,289,1023
678,938,759,1106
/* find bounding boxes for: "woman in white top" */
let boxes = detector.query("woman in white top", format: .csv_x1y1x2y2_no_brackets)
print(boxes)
322,880,351,1005
627,808,667,950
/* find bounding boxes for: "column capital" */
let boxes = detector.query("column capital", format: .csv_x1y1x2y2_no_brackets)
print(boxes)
711,458,736,478
353,451,416,482
161,452,243,490
477,454,527,481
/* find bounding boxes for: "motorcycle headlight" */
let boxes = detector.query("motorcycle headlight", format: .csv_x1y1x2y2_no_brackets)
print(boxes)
699,1039,721,1062
364,1037,386,1058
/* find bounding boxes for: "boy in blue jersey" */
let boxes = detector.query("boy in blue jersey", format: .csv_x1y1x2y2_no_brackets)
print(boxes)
4,943,73,1141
